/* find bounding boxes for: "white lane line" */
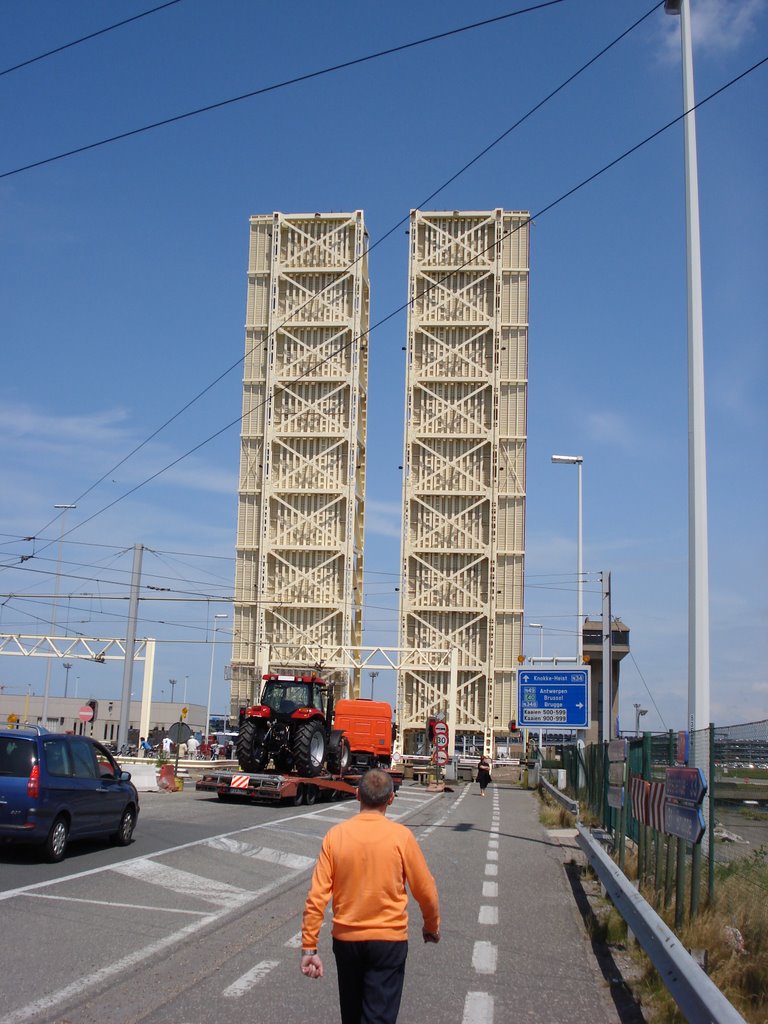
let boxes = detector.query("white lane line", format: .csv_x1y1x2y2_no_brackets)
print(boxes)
0,793,444,905
484,863,498,876
478,905,498,925
23,894,209,915
488,839,498,850
0,870,291,1024
472,941,498,975
487,849,498,861
285,931,302,947
205,837,315,870
482,881,497,898
463,992,494,1024
111,860,251,908
222,960,280,998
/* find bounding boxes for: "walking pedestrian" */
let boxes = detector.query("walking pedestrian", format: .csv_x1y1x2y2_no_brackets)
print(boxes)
300,768,440,1024
476,754,492,797
186,735,199,759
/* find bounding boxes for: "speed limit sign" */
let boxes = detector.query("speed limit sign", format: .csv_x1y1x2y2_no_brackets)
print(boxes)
435,733,448,747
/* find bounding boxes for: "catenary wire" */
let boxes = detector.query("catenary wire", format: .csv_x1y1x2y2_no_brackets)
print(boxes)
9,50,765,558
0,1,567,180
0,0,184,78
10,1,666,560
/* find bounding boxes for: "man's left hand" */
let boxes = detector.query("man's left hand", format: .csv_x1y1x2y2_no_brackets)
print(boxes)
301,953,324,978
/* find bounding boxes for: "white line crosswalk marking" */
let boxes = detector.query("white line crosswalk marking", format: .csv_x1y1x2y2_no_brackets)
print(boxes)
204,837,315,870
111,860,252,908
222,960,280,998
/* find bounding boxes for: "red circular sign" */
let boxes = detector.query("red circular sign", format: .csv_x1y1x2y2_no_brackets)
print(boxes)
78,705,94,722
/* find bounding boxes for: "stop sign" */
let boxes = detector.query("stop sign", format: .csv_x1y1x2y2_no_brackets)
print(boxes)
78,705,94,722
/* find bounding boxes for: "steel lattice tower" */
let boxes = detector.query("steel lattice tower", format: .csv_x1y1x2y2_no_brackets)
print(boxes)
231,212,369,713
398,209,529,754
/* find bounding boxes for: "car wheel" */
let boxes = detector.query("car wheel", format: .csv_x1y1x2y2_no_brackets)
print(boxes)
44,815,69,863
112,806,136,846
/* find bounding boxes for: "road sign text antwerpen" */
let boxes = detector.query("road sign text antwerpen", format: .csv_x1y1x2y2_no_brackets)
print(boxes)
517,669,590,729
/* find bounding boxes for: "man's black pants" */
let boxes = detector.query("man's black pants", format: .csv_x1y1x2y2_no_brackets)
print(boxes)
332,938,408,1024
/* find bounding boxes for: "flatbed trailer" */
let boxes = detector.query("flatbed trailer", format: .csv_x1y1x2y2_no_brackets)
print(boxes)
196,768,403,806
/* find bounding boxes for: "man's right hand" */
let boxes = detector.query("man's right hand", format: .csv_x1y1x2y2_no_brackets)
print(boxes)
422,928,440,943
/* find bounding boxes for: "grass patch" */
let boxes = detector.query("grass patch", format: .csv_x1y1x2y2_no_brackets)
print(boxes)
635,846,768,1023
537,787,576,830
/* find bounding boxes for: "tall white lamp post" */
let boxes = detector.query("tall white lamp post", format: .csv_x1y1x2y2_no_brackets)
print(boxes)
205,613,228,739
42,503,77,723
528,623,544,659
664,0,710,740
551,456,584,663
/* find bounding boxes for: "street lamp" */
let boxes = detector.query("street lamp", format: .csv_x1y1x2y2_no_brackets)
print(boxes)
42,503,77,724
369,671,379,699
205,613,228,739
528,623,544,659
664,0,710,739
62,661,73,698
551,456,584,662
634,703,648,737
169,678,177,704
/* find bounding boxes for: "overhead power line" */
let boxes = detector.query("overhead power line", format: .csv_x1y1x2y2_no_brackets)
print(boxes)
0,0,185,78
12,2,657,561
10,50,765,563
1,1,567,180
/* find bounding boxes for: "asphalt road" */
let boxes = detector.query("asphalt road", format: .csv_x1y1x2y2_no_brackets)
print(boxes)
0,781,626,1024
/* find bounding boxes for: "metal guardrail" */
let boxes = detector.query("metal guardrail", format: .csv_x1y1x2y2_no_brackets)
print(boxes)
575,823,747,1024
540,775,579,815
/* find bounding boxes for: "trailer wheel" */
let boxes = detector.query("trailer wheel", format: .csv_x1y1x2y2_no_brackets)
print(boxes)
293,720,326,777
304,784,318,806
293,784,305,806
237,718,269,772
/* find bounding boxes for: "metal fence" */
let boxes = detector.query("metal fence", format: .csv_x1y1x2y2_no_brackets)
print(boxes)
564,719,768,925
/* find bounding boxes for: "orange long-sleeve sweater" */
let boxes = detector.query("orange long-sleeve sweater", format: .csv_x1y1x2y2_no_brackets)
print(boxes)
302,810,440,946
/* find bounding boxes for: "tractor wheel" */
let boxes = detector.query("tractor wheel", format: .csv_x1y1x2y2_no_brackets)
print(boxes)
292,720,326,777
237,719,270,772
327,733,351,775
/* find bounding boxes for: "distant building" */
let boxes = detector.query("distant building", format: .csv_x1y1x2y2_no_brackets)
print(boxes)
582,618,630,743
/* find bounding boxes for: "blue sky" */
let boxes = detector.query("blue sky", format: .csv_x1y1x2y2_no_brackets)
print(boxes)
0,0,765,732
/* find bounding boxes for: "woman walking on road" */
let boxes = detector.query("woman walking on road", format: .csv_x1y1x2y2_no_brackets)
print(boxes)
476,755,492,797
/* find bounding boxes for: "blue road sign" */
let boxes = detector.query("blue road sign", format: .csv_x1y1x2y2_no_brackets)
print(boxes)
665,766,707,805
664,801,706,844
517,669,590,729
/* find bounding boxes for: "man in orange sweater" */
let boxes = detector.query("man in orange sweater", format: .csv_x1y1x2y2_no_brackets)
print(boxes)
300,768,440,1024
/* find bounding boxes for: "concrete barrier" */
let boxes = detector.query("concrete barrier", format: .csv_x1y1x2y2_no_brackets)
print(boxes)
126,763,159,792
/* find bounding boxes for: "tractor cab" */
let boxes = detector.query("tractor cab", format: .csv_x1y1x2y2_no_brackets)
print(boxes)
260,679,326,720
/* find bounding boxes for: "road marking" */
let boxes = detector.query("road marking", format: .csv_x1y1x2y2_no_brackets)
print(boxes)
0,793,444,905
111,860,252,908
486,849,498,861
482,881,497,898
205,837,315,870
222,960,280,998
478,905,498,925
488,839,498,849
484,863,498,876
471,941,498,975
463,992,494,1024
23,894,209,915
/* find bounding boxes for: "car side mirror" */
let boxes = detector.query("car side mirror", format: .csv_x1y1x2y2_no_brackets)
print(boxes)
120,770,132,782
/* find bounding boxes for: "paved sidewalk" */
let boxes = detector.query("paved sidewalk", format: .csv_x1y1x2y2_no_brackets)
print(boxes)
401,779,632,1023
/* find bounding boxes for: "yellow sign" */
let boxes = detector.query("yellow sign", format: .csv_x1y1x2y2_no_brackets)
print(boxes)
181,706,188,719
7,713,18,724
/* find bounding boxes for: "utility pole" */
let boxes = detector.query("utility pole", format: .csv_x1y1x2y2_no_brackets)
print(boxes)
63,661,73,699
117,544,143,752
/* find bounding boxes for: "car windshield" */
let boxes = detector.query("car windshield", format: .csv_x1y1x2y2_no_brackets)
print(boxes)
0,736,37,777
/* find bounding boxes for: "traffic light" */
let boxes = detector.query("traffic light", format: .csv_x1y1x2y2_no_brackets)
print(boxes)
426,717,436,743
87,699,98,722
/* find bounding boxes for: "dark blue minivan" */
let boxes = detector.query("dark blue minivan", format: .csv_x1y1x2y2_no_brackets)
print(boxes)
0,727,139,862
